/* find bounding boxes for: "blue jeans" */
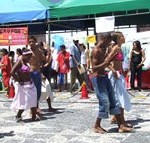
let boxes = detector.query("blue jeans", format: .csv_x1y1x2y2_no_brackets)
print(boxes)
58,73,64,85
91,75,120,119
31,71,41,102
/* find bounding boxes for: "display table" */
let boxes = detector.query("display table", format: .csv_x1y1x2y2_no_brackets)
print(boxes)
125,69,150,89
141,69,150,89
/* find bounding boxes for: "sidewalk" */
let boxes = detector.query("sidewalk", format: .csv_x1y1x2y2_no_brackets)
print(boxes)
0,89,150,143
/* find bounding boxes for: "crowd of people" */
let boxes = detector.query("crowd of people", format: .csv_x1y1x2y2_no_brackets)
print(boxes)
0,32,146,133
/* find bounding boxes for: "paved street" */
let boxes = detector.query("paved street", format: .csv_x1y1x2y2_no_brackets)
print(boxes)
0,89,150,143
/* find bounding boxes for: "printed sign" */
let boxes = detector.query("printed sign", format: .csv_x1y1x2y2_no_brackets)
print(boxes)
0,27,28,46
95,16,115,33
87,35,96,43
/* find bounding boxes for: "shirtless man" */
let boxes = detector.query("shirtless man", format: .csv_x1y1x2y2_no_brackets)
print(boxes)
28,36,46,113
91,32,133,133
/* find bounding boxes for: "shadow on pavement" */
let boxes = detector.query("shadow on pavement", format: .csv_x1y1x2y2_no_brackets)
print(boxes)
41,108,65,116
11,108,65,123
0,131,15,138
41,107,65,112
23,116,56,123
108,118,150,133
127,118,150,126
108,127,118,133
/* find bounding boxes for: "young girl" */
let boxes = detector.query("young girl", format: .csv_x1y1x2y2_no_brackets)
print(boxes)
11,49,38,122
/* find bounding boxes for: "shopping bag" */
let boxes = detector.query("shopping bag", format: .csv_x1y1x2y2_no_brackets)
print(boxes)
8,77,15,98
9,85,15,98
40,79,54,102
77,64,86,74
51,60,59,72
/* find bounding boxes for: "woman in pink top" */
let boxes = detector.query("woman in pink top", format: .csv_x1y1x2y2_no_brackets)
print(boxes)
108,32,132,127
11,49,38,122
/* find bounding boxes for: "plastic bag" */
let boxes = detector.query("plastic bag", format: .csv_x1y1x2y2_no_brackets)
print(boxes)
40,79,54,102
77,64,86,74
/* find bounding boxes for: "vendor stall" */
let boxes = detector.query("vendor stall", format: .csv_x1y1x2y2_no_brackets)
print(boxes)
125,70,150,89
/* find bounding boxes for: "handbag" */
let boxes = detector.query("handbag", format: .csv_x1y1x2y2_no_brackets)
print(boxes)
71,55,86,74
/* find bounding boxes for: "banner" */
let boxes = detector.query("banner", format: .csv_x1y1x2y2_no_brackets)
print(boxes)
0,27,28,46
87,35,96,43
95,16,115,33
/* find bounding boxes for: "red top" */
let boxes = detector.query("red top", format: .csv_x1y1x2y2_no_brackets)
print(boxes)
0,55,11,76
57,51,70,73
114,51,124,61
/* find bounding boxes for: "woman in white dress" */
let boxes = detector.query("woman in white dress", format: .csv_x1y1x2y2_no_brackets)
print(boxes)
11,48,38,122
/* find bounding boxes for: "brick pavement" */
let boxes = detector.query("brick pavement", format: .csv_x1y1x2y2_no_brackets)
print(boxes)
0,90,150,143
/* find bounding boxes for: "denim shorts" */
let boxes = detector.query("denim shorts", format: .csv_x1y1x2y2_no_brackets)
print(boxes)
58,73,64,85
31,71,41,102
91,75,120,119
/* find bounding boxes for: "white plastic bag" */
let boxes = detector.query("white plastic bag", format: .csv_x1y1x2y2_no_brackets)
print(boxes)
77,64,86,74
40,79,54,102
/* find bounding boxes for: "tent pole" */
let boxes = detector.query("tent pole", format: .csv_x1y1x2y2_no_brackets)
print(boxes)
93,23,97,43
48,22,51,48
86,28,89,48
8,45,10,52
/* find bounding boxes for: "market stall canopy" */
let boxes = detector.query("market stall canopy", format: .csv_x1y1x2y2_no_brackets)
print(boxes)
0,0,51,24
50,0,150,19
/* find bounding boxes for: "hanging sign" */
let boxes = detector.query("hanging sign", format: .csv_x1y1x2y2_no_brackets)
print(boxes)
0,27,28,46
87,35,96,43
95,16,115,33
